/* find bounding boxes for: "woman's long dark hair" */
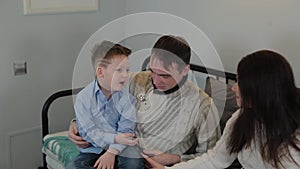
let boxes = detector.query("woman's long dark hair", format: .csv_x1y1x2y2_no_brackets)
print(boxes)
227,50,300,168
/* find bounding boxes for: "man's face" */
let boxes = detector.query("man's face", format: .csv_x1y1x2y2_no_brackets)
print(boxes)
149,55,189,92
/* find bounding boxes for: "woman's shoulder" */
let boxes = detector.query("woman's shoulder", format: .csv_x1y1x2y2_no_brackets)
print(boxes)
222,109,241,134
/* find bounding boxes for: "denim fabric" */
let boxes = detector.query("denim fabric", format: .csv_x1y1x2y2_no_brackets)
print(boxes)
66,146,143,169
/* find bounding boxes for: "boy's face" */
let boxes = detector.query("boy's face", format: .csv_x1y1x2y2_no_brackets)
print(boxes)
97,55,129,92
149,55,189,92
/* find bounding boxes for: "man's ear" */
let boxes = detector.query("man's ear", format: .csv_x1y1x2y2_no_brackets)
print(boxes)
182,64,190,76
96,66,104,78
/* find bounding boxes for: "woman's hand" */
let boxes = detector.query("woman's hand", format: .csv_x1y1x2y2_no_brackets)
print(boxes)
142,153,166,169
68,120,89,148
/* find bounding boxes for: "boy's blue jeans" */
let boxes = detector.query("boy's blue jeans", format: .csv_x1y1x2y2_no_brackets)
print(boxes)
66,146,143,169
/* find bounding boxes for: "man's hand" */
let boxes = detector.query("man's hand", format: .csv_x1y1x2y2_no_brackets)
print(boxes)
94,150,116,169
143,150,180,166
115,133,138,146
142,153,165,169
68,120,89,148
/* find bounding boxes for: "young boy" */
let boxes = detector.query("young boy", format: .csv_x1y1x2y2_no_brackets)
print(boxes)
66,41,142,169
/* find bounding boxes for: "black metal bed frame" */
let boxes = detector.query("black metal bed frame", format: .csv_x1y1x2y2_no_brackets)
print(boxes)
38,87,83,169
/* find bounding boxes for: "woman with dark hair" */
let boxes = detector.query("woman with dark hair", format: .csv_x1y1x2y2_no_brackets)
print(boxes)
144,50,300,169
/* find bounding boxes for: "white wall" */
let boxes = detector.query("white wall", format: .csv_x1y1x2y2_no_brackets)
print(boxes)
0,0,127,169
1,0,300,168
124,0,300,85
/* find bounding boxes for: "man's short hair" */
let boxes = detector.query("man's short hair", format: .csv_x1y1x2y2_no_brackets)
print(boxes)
151,35,191,72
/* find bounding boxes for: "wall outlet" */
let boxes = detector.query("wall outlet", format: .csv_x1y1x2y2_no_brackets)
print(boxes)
13,61,27,76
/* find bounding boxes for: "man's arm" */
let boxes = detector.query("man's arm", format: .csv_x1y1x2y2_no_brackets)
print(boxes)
68,120,89,148
142,150,181,166
141,98,221,166
145,111,241,169
181,97,221,161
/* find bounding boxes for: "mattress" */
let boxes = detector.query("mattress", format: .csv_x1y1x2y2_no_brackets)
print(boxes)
42,131,79,169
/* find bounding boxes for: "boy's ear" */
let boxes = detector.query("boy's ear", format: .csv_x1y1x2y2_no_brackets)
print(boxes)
96,66,104,78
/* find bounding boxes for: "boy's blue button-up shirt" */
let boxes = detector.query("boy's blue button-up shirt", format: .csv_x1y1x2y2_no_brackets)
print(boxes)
75,80,137,154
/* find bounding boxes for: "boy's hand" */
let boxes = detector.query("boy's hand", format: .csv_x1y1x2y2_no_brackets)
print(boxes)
94,149,117,169
68,121,89,148
115,133,138,146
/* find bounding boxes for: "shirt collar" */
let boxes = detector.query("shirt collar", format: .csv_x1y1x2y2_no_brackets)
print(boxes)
152,75,188,95
93,80,122,102
93,80,107,104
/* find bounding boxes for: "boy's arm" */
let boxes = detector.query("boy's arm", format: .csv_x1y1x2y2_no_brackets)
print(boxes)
75,98,116,147
109,93,137,152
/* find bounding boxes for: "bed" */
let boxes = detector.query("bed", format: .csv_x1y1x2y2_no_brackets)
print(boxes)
38,57,239,169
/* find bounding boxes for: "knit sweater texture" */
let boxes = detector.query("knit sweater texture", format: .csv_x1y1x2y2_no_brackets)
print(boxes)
129,71,221,161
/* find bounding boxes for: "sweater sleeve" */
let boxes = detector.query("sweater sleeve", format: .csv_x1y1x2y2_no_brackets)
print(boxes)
168,110,240,169
181,97,221,161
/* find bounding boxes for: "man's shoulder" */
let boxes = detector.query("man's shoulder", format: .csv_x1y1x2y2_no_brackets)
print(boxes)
130,71,151,80
128,71,152,97
185,80,210,98
129,71,152,87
